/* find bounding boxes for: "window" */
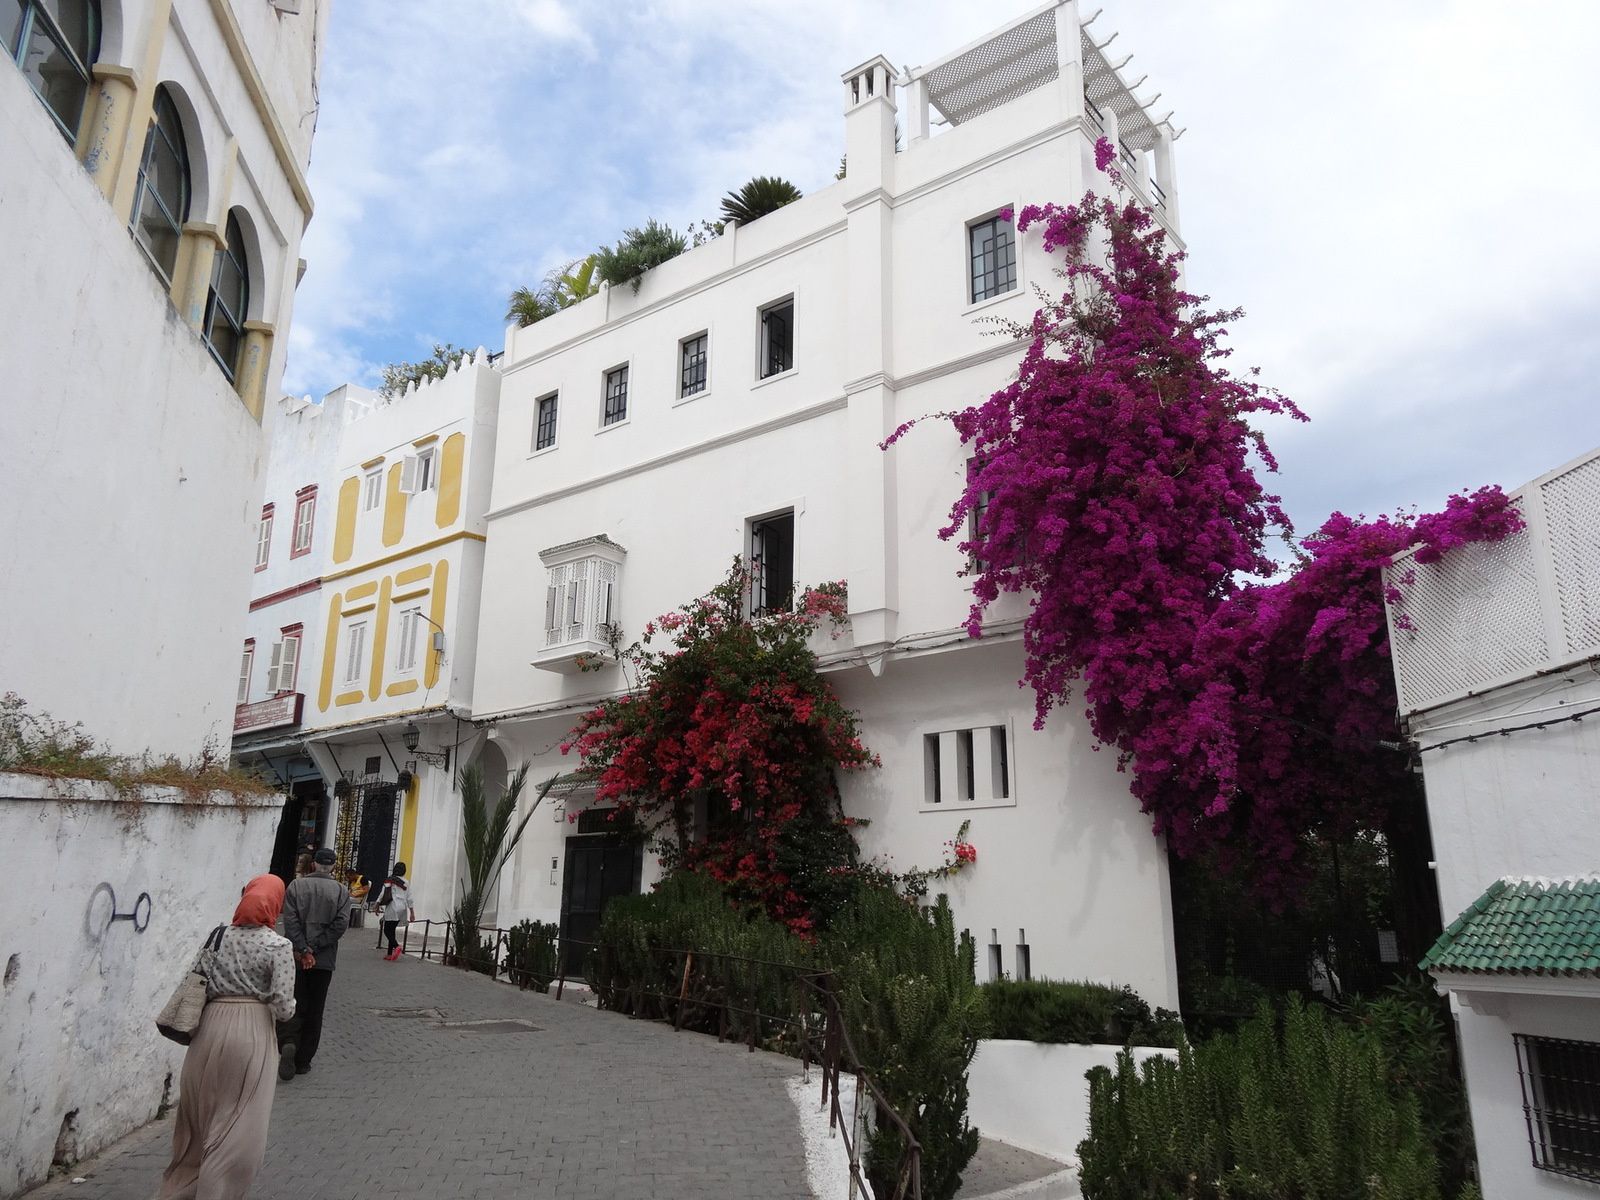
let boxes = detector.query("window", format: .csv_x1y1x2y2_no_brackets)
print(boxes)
399,448,436,494
680,332,708,398
395,607,422,672
967,458,995,571
603,365,628,426
969,214,1017,303
266,630,301,693
362,469,383,512
534,393,558,451
1515,1034,1600,1183
534,537,625,670
343,621,368,686
290,489,315,557
254,506,273,571
131,86,191,285
203,212,251,382
923,724,1012,806
237,643,254,704
6,0,98,143
749,510,795,616
759,298,793,379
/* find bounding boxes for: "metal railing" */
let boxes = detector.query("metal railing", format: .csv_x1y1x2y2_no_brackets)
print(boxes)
377,918,923,1198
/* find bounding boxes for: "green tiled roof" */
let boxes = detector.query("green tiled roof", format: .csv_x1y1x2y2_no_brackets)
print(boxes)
1421,876,1600,977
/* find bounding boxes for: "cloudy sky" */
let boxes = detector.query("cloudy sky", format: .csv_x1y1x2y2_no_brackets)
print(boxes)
286,0,1600,534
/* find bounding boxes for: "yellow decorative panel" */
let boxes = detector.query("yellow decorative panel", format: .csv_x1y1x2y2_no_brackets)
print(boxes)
368,576,393,701
396,563,432,587
333,476,360,564
383,463,407,547
344,580,378,603
335,690,364,707
435,432,466,529
398,773,419,872
386,680,419,697
318,592,342,712
425,559,450,689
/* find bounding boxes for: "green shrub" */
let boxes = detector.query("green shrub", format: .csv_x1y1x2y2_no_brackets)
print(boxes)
505,919,559,992
1348,976,1477,1198
1079,997,1444,1200
593,219,688,293
982,979,1182,1048
593,876,984,1200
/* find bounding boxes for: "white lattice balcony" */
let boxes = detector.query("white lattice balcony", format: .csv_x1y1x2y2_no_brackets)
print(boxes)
532,536,625,674
1384,447,1600,714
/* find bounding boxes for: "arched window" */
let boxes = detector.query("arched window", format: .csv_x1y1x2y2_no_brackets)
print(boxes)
204,212,251,382
5,0,100,143
131,85,190,285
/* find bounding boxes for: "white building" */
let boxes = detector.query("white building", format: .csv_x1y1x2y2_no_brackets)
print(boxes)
233,384,363,875
232,352,503,906
468,2,1182,1006
1386,446,1600,1198
0,0,325,759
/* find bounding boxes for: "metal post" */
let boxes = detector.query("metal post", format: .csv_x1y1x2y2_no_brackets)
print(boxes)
674,952,693,1031
420,919,430,962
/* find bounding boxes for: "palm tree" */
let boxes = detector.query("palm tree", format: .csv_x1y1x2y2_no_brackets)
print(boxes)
450,763,557,968
720,176,802,226
505,254,601,328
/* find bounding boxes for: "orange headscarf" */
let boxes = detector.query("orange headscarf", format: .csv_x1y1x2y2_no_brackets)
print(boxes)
232,874,286,928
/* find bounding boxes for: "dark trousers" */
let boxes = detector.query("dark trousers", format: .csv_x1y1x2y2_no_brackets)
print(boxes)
382,920,399,951
280,966,334,1070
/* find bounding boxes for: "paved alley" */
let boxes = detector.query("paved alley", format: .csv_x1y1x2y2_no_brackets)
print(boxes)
29,943,814,1199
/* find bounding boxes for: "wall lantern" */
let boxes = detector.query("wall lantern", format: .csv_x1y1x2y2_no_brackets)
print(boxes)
401,721,449,770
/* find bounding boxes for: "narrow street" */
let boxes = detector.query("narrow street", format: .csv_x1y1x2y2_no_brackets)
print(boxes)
30,945,815,1199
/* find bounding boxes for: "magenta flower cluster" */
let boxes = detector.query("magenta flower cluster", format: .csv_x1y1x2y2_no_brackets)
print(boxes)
885,166,1524,892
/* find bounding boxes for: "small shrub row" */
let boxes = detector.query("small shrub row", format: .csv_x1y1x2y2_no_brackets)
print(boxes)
981,978,1183,1048
1079,996,1469,1200
591,873,983,1200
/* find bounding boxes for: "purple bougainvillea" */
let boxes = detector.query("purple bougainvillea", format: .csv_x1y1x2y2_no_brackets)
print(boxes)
886,161,1524,891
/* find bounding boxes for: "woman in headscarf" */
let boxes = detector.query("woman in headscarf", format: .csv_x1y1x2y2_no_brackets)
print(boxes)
159,874,296,1199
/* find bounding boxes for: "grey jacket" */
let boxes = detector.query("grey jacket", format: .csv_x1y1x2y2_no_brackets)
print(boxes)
282,865,351,970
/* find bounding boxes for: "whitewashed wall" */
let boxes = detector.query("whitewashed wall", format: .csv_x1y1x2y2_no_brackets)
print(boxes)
0,775,282,1198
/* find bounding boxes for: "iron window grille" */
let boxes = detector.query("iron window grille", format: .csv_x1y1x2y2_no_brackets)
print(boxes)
131,86,191,284
759,299,793,379
969,215,1017,303
749,511,795,616
967,458,996,572
1515,1033,1600,1184
6,0,98,143
680,333,708,398
603,365,628,426
535,393,559,451
203,212,251,382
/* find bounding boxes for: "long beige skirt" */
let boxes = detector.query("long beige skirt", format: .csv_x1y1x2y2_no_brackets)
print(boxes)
158,997,278,1199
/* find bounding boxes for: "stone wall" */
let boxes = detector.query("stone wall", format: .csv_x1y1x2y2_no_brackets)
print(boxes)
1,774,282,1198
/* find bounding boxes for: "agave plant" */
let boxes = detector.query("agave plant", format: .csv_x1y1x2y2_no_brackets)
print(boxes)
719,176,802,226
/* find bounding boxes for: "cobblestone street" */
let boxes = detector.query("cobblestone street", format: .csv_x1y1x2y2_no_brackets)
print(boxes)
29,944,815,1199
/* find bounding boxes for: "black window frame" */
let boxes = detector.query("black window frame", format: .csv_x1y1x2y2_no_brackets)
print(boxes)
1515,1033,1600,1184
131,85,191,285
749,510,795,616
602,364,629,427
203,211,251,383
534,392,559,452
7,0,100,144
968,214,1017,304
679,332,708,398
758,298,794,380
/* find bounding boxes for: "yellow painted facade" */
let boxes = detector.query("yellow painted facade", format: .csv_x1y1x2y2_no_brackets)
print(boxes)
332,476,360,563
382,463,407,547
435,433,465,528
315,557,455,714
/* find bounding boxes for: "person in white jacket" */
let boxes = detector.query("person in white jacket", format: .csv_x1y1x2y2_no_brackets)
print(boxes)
370,863,413,962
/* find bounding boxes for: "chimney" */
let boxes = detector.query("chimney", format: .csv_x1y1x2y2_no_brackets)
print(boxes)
839,54,897,196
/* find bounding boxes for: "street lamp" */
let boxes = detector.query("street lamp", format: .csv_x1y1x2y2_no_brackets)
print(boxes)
401,721,449,770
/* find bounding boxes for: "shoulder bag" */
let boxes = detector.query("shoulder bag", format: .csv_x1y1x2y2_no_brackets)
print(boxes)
156,925,225,1045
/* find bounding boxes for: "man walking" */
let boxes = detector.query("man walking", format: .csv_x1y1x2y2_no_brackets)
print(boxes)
278,846,350,1080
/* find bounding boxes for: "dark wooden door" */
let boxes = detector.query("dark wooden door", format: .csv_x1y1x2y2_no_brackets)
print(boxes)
560,835,640,975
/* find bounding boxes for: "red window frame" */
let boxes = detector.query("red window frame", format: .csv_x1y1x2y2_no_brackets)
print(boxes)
290,486,317,559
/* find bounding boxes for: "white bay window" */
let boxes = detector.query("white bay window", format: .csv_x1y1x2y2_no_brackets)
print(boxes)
533,536,625,673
